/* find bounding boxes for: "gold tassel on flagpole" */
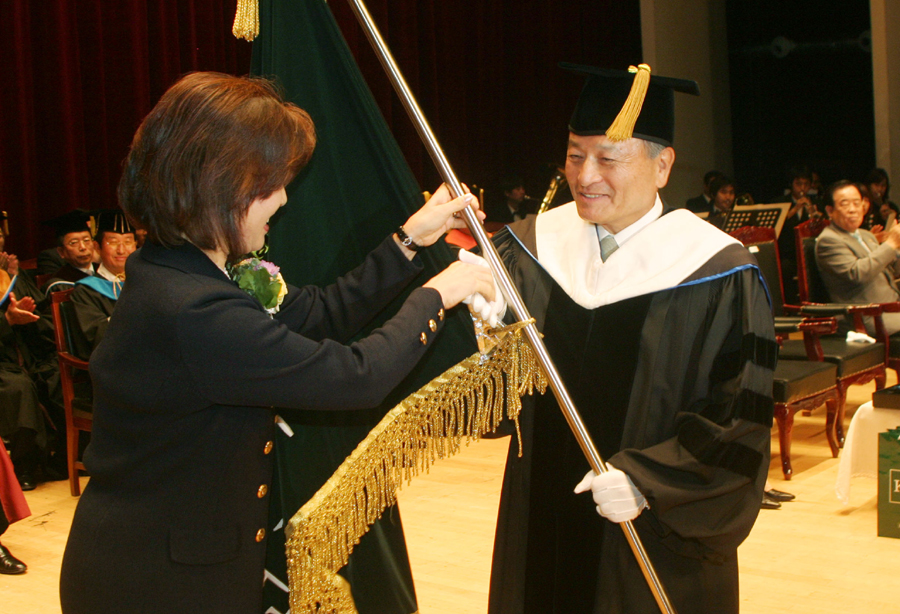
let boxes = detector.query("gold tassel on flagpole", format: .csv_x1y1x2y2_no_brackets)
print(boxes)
285,321,547,614
232,0,260,42
606,64,652,142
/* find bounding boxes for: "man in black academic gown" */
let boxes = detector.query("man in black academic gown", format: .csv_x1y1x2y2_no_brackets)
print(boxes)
70,211,136,359
41,211,96,292
487,64,775,614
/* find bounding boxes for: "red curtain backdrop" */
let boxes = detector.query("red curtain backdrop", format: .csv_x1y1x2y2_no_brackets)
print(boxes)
329,0,642,202
1,0,639,259
0,0,252,258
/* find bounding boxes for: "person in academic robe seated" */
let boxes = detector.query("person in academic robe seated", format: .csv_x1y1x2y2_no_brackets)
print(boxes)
41,211,96,293
59,71,496,614
0,437,30,575
68,211,136,359
0,286,45,492
485,63,775,614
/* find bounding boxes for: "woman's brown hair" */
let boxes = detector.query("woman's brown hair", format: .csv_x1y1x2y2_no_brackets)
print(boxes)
118,72,316,260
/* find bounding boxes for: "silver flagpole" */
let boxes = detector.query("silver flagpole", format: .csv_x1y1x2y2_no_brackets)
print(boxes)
340,2,677,612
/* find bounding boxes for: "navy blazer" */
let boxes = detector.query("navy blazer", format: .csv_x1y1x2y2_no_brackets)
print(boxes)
60,236,446,614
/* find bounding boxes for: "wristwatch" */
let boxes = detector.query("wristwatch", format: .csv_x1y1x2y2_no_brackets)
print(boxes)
396,225,422,251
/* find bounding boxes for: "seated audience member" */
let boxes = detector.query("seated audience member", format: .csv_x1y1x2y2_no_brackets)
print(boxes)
42,212,95,290
685,169,724,213
486,176,539,224
777,165,821,304
705,175,736,229
0,290,47,491
0,437,29,574
866,168,895,211
70,211,136,358
815,180,900,336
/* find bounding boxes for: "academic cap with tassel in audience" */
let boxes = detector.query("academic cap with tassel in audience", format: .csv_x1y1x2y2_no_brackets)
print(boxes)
43,210,95,239
92,210,135,239
561,62,700,146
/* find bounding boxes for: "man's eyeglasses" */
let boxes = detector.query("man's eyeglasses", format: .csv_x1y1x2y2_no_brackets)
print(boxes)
65,238,93,248
103,238,136,249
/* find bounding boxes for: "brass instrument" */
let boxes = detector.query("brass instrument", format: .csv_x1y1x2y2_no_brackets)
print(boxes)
734,193,755,207
537,167,567,215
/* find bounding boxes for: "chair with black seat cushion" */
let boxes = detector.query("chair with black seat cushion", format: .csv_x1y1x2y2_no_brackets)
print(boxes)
50,288,93,496
772,317,840,478
787,219,888,449
729,226,842,478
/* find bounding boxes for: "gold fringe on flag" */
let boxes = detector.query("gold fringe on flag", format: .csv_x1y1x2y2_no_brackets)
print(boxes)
285,320,547,613
606,64,652,142
232,0,260,42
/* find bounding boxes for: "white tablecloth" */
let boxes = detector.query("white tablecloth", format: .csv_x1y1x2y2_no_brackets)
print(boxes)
835,401,900,504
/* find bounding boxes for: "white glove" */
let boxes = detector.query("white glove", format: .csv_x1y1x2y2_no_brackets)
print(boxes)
458,248,506,327
574,464,648,523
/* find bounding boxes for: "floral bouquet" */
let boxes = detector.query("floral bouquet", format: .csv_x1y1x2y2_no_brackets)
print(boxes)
228,257,287,315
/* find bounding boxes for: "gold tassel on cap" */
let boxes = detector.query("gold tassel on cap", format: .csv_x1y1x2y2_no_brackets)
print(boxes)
606,64,652,142
232,0,259,42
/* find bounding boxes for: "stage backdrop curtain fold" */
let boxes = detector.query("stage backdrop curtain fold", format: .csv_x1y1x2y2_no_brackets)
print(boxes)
250,1,476,612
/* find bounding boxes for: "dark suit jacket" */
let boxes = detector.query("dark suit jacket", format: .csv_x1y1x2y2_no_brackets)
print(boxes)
486,198,540,225
685,194,711,214
60,237,446,614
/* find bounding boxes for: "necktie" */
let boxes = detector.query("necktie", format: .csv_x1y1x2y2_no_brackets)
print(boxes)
599,235,619,262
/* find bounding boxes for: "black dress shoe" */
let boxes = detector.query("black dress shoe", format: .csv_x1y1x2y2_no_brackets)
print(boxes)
761,496,781,510
0,544,27,574
17,472,36,492
765,488,796,502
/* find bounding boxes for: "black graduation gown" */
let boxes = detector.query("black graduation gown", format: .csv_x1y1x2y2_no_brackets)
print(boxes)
70,280,118,359
488,217,776,614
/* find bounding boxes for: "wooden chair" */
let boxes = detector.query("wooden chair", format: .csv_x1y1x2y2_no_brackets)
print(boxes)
50,288,92,496
783,218,889,448
730,226,841,478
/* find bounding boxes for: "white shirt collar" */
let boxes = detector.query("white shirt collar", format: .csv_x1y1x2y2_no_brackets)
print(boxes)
96,263,122,282
593,196,664,248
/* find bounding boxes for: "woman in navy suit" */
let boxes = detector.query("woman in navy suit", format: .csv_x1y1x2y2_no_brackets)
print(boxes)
59,72,494,614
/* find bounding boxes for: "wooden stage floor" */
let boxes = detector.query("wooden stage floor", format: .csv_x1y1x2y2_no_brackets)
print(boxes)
4,377,898,613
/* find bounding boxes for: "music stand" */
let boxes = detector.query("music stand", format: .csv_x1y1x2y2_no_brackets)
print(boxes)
721,202,790,237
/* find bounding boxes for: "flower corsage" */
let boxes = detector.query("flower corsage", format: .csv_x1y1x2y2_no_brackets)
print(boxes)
228,258,288,315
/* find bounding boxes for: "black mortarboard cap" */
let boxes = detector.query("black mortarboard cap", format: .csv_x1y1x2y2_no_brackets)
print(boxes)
93,210,135,239
43,210,93,238
562,63,700,147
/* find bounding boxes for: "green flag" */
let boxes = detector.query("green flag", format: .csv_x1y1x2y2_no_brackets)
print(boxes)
251,1,476,612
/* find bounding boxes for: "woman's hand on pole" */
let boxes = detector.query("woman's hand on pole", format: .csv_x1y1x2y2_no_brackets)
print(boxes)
423,261,495,310
402,183,484,248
